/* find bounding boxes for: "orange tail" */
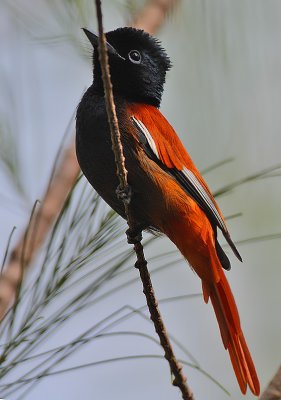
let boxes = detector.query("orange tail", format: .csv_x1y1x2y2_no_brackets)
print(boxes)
202,269,260,395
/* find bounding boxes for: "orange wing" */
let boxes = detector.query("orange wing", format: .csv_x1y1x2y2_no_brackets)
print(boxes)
128,103,241,263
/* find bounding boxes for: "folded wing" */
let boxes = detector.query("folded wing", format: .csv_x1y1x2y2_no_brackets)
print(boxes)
129,104,242,265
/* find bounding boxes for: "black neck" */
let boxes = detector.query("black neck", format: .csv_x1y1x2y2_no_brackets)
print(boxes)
92,78,161,108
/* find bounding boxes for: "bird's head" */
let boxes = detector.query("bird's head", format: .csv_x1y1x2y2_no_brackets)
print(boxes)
83,27,171,107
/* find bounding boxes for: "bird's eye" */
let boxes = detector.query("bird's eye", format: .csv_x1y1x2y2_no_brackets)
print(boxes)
128,50,142,64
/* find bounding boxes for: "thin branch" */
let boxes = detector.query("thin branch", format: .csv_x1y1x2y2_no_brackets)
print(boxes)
260,366,281,400
94,1,193,399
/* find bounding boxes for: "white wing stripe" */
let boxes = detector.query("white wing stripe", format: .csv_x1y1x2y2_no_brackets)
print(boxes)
182,168,227,231
132,116,227,233
132,116,160,159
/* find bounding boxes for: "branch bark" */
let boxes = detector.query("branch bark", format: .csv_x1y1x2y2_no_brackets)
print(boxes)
260,366,281,400
0,0,180,319
94,1,193,399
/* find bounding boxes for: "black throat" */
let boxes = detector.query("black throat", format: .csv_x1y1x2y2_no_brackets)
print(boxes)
91,60,162,107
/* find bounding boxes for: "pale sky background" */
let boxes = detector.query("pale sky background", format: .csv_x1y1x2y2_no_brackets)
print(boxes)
0,1,280,399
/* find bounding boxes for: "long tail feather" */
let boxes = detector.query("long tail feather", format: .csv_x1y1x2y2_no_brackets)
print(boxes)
162,208,259,395
202,270,260,395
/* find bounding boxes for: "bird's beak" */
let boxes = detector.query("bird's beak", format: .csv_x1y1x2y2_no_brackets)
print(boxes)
82,28,125,60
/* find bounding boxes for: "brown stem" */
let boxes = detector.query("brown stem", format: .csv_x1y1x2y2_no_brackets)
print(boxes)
94,1,193,399
0,0,180,321
0,138,80,320
260,366,281,400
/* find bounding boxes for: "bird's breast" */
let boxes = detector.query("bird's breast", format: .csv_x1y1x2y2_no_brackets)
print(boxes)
76,89,126,217
76,89,160,226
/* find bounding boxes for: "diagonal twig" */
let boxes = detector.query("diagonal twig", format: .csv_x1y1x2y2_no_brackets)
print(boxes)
94,1,193,399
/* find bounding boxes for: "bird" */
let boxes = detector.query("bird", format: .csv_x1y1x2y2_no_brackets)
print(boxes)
76,27,260,396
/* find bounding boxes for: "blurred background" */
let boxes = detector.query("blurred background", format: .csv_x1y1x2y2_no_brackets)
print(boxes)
0,0,280,399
